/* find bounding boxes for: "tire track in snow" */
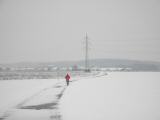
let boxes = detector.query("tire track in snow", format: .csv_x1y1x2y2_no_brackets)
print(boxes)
0,80,66,120
16,81,66,120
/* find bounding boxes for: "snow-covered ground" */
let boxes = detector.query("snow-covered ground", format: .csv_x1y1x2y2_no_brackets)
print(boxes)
0,72,97,120
0,72,160,120
60,72,160,120
0,79,61,118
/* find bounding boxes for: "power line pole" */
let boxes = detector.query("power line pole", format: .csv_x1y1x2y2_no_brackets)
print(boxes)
85,32,90,72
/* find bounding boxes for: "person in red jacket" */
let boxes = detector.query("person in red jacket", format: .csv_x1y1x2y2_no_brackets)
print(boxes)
65,73,70,86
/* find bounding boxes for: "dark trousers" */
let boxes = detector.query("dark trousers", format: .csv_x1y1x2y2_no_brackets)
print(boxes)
66,80,69,86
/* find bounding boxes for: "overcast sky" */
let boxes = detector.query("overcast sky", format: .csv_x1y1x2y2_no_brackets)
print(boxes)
0,0,160,63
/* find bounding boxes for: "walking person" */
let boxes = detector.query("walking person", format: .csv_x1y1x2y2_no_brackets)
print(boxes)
65,73,70,86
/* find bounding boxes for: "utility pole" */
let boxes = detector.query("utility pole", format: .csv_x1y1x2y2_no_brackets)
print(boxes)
85,32,90,72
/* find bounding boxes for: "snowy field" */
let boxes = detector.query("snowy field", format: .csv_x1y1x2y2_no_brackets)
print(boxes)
0,79,60,117
60,72,160,120
0,72,160,120
0,72,97,120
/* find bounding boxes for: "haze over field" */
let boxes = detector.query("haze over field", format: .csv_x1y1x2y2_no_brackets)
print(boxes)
0,0,160,63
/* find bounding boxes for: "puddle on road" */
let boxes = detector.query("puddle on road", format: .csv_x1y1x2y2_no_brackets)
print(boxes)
19,102,58,110
50,114,61,120
54,85,62,88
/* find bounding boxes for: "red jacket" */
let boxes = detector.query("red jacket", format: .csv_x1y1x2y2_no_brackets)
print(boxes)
65,74,70,81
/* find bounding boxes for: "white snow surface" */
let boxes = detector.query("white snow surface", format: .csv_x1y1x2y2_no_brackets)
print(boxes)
0,73,96,120
0,72,160,120
0,79,59,117
60,72,160,120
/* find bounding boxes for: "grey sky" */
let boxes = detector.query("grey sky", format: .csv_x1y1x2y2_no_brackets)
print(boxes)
0,0,160,63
